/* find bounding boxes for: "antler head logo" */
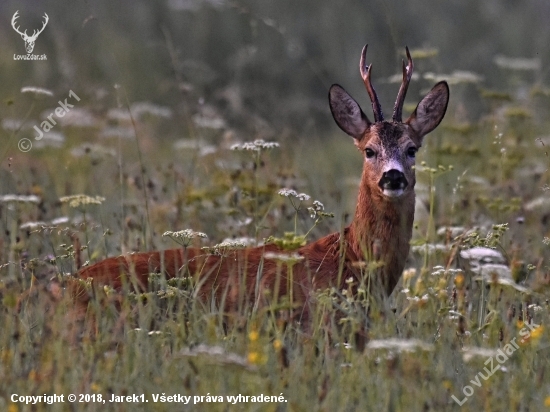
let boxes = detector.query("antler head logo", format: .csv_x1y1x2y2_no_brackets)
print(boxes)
11,11,49,54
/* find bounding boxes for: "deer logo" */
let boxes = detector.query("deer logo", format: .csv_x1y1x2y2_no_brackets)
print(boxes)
11,11,49,54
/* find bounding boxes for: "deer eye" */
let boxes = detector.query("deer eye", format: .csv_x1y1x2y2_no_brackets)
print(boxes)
365,148,376,159
407,147,417,158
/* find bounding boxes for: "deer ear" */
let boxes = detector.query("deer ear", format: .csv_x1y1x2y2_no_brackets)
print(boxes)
406,81,449,139
329,84,371,140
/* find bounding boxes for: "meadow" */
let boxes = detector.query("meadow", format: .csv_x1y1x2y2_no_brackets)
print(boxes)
2,1,550,411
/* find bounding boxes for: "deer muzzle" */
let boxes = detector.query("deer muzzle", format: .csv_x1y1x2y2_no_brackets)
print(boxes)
378,169,408,197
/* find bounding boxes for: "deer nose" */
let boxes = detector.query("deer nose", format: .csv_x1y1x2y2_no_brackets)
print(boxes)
379,169,408,191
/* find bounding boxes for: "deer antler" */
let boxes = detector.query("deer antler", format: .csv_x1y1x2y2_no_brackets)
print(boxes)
29,13,49,40
11,11,27,37
392,46,414,122
359,44,384,122
11,11,49,41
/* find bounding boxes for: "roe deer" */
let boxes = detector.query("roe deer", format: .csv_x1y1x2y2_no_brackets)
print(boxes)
73,45,449,322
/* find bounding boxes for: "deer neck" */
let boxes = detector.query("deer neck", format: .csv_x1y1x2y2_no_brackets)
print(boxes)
347,178,415,293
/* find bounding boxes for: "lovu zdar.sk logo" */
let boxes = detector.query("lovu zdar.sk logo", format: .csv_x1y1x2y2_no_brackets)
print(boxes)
12,10,48,60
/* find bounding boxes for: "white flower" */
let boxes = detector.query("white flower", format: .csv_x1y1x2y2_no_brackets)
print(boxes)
264,252,304,263
163,229,208,247
308,200,324,218
278,188,310,201
59,195,105,208
231,140,279,151
253,139,279,149
202,239,248,255
21,86,53,97
0,195,40,204
278,188,298,197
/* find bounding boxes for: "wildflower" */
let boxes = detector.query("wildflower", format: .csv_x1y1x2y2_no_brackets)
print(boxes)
454,273,465,289
273,339,283,351
20,221,47,229
424,71,484,85
99,126,134,139
0,194,40,204
56,108,97,127
202,239,247,255
157,286,186,299
231,139,279,151
131,102,172,119
494,55,541,71
307,200,325,218
248,330,259,342
59,195,105,208
21,86,53,96
402,268,417,281
28,369,38,381
278,188,298,197
530,325,544,339
253,139,279,149
192,114,225,129
247,351,260,364
264,252,304,264
51,216,69,225
278,188,310,201
163,229,207,247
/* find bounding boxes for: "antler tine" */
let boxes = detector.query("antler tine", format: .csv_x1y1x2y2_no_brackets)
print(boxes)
31,13,49,38
11,10,19,25
392,46,414,122
359,44,384,122
11,10,26,36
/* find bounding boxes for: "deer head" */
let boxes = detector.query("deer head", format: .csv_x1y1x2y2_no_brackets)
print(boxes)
12,11,49,54
329,45,449,201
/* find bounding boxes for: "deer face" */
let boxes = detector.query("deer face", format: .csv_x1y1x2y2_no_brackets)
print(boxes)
328,46,449,200
357,122,418,198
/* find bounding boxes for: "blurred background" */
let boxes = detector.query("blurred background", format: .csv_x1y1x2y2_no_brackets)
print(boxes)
0,0,549,265
1,0,549,134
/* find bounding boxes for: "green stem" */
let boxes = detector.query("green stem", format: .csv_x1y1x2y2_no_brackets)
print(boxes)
253,150,260,240
424,172,436,269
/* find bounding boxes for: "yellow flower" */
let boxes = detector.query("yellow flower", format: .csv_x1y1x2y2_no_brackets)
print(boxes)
247,351,267,365
247,351,259,364
544,396,550,407
530,326,544,339
28,369,38,382
248,330,259,342
454,273,465,289
517,320,525,329
273,339,283,351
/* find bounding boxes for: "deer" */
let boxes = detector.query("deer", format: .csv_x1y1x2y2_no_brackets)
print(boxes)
71,45,449,325
11,11,49,54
